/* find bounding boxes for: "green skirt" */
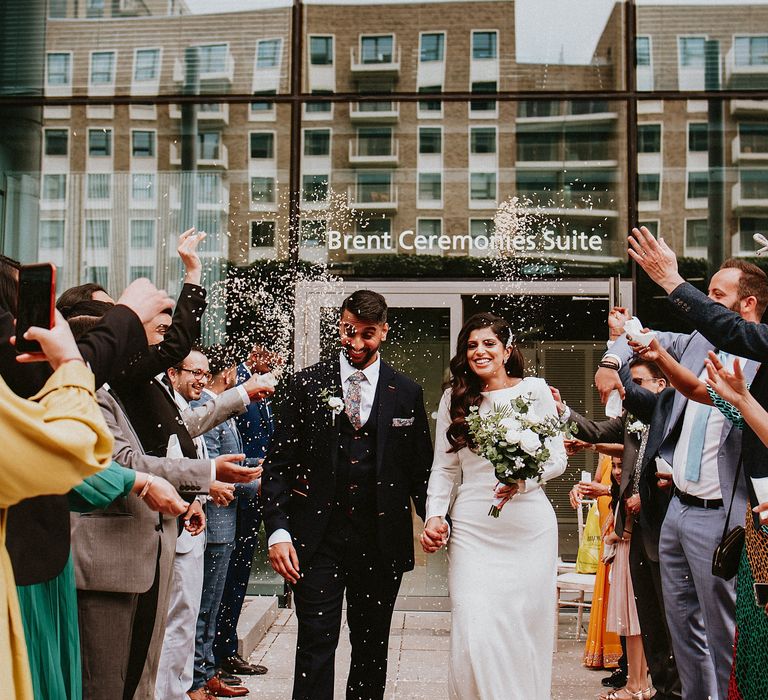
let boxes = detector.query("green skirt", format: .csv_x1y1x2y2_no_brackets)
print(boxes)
15,555,81,700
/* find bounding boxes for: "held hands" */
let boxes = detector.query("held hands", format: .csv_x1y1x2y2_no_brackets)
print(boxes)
178,228,205,286
13,309,84,369
183,499,206,536
706,353,749,409
268,542,300,584
209,480,236,506
420,516,449,553
627,226,684,293
116,278,175,325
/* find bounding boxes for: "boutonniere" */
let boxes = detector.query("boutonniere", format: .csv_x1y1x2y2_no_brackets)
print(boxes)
626,414,646,437
320,388,344,426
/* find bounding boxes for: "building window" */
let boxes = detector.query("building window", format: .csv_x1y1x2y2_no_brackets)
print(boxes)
470,82,496,112
419,128,442,154
310,36,333,65
300,220,326,248
688,123,708,152
130,266,154,282
418,173,442,201
418,86,442,113
517,131,558,161
199,132,220,160
256,39,282,69
518,100,559,118
357,172,392,203
517,170,557,197
85,267,109,288
88,129,112,157
685,219,708,248
251,177,276,203
44,129,68,156
679,36,706,68
199,44,228,73
86,0,105,18
565,128,611,161
87,174,111,200
471,128,496,154
48,0,67,18
637,124,661,153
251,221,276,247
132,131,155,157
306,90,333,113
740,123,768,154
636,36,651,67
361,35,394,64
357,127,392,156
741,170,768,199
638,173,661,202
470,218,494,240
420,33,445,62
46,53,71,86
131,174,154,201
197,173,221,204
639,221,659,236
304,129,330,156
250,132,274,159
86,220,110,248
302,174,329,202
418,219,442,236
472,31,497,59
739,217,768,251
687,171,708,199
90,51,116,85
356,217,391,247
470,172,496,200
134,49,160,81
251,89,276,113
130,220,156,248
42,174,66,201
734,36,768,67
39,221,65,248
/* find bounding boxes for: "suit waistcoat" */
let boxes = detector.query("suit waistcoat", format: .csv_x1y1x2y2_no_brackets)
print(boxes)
335,408,379,524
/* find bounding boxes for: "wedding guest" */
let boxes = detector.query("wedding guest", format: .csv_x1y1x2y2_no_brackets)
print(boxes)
0,311,114,700
595,252,766,700
56,282,113,313
422,313,566,699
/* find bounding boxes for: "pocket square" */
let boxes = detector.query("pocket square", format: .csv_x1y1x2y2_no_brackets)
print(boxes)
392,417,415,427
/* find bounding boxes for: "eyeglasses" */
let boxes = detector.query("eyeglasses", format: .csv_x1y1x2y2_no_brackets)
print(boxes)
177,367,212,381
632,377,661,385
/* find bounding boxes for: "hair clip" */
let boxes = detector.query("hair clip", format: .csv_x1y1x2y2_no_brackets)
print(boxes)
505,332,514,349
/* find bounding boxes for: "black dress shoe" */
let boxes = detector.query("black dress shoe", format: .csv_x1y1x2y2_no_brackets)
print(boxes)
601,669,628,688
221,654,268,676
216,670,243,686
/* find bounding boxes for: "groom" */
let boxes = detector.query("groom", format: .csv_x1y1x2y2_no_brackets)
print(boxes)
262,289,433,700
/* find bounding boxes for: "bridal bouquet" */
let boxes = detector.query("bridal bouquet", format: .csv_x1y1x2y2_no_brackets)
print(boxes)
466,393,575,517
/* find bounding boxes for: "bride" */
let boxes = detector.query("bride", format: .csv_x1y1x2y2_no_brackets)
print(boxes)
421,312,567,700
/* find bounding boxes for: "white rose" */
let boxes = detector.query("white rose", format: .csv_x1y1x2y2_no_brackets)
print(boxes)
501,416,523,432
519,429,541,455
505,428,523,444
328,397,344,411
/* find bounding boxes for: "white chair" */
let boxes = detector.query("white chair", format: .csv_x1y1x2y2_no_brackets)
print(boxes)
554,499,597,650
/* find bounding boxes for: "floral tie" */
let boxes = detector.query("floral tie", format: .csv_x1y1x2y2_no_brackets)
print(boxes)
345,371,365,430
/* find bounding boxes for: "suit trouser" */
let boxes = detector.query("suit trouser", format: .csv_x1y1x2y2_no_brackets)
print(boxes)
214,500,262,664
290,521,403,700
659,496,737,700
628,525,681,700
154,531,206,700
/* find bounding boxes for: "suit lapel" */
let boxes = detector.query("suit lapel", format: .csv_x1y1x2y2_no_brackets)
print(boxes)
376,361,397,476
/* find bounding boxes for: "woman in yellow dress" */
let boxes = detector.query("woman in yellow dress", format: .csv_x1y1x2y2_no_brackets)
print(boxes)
0,312,113,700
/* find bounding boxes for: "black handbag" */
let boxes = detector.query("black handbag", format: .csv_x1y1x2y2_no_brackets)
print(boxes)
712,457,746,581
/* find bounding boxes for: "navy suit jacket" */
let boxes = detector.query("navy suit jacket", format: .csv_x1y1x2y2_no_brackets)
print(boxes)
234,363,274,461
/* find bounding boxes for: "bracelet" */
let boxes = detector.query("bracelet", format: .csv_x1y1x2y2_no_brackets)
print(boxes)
138,474,155,500
598,360,619,370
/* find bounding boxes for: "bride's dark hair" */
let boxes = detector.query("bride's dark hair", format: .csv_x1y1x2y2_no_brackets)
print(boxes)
446,312,524,452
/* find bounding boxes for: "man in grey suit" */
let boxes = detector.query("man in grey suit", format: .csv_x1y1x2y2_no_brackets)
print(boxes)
595,255,768,700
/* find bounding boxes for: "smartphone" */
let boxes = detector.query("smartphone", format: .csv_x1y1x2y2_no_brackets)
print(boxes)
15,263,56,354
753,582,768,607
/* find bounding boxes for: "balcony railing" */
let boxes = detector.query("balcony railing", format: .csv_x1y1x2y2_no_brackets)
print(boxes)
349,101,400,122
348,139,399,165
173,53,235,84
732,182,768,209
347,184,398,210
732,135,768,163
725,46,768,89
350,45,401,79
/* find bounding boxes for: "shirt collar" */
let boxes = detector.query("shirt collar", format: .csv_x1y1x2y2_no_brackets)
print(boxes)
339,350,380,387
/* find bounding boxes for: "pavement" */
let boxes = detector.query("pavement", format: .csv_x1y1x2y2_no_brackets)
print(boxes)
235,604,609,699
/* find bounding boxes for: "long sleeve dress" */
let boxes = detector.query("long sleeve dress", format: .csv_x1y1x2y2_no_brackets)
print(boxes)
425,377,567,700
0,362,113,700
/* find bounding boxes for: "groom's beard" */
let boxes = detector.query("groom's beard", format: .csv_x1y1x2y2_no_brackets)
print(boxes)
342,345,378,369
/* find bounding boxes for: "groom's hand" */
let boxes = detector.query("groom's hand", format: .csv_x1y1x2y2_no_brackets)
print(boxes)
269,542,300,584
421,517,449,553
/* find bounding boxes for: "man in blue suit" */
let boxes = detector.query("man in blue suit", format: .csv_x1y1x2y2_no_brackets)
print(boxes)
214,345,278,678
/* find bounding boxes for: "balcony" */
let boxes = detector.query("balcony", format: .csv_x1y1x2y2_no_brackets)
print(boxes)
732,182,768,210
169,103,229,124
730,99,768,117
348,138,399,165
348,184,398,211
725,46,768,90
170,142,229,169
350,45,401,80
732,135,768,163
349,101,399,123
173,53,235,85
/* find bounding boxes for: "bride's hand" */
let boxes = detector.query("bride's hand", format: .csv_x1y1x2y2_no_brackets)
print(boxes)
421,517,448,553
494,483,519,499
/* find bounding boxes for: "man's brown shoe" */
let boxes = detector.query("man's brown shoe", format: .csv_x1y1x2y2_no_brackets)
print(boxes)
187,689,212,700
205,675,249,697
221,653,267,675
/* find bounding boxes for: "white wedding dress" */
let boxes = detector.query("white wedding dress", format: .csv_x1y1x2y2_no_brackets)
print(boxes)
426,377,567,700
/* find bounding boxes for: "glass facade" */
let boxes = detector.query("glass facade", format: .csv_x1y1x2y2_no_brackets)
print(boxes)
2,0,768,603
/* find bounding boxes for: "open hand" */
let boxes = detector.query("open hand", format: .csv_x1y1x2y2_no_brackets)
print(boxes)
215,454,258,483
627,226,684,293
706,353,749,409
209,480,235,506
178,228,205,286
268,542,300,584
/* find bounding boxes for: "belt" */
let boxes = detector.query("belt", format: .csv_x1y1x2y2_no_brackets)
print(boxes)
674,487,723,510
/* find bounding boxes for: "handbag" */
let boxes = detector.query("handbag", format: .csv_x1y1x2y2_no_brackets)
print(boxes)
575,502,601,574
712,457,746,581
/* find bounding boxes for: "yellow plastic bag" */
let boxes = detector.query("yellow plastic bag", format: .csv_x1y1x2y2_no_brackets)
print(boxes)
575,502,601,574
